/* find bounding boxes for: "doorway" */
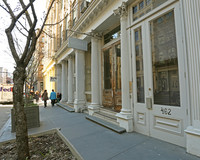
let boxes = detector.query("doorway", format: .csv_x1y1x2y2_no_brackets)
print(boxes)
131,8,187,147
102,41,122,112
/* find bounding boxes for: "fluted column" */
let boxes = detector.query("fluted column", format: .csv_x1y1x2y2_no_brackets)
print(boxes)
114,2,133,132
181,0,200,157
88,36,101,115
56,64,62,93
61,60,68,102
74,50,85,112
67,56,73,104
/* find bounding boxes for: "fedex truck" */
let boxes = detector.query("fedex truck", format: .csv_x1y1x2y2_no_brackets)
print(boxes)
0,84,13,104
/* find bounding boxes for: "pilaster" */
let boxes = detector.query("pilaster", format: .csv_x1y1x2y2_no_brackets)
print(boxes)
114,2,133,132
56,64,62,93
74,50,85,112
67,56,74,104
61,60,68,102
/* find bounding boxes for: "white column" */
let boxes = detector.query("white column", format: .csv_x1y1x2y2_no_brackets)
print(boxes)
67,56,73,104
114,2,133,132
56,64,62,93
61,60,68,102
88,36,101,115
181,0,200,157
74,50,85,112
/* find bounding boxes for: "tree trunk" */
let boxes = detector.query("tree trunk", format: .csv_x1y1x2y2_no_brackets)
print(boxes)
13,67,29,159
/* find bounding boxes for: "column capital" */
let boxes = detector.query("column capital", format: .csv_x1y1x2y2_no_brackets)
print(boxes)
68,55,73,60
56,63,62,67
90,31,103,39
113,2,127,18
61,59,67,64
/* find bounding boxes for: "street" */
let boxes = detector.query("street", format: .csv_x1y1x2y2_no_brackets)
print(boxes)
0,105,12,130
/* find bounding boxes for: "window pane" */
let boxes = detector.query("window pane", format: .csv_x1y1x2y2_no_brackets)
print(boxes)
139,1,144,10
104,49,112,89
151,11,180,106
115,44,121,90
135,27,145,103
133,6,138,14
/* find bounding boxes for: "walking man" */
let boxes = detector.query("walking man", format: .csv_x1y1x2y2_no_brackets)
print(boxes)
50,89,56,106
42,90,48,108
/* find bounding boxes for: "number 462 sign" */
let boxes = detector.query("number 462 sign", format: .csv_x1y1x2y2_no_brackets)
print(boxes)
161,107,171,115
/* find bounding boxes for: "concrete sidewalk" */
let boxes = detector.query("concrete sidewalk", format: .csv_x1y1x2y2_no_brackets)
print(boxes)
0,104,200,160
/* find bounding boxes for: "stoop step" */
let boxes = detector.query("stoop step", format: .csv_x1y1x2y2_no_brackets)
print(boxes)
85,115,126,134
93,108,118,125
56,103,75,112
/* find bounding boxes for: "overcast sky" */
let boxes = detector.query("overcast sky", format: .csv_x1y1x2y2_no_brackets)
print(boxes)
0,0,46,74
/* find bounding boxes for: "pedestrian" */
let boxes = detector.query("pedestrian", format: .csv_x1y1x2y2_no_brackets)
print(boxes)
56,92,61,103
50,89,56,106
35,91,39,103
42,90,48,108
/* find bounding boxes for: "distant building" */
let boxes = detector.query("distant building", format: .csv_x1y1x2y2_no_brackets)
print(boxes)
0,67,12,84
32,32,45,93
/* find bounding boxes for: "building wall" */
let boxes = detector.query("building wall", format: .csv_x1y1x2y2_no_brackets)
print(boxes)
43,0,200,157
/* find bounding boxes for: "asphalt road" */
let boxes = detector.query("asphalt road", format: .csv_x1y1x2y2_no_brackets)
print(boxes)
0,105,12,130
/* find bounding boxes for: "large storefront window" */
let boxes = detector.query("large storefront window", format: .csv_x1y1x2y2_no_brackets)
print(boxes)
135,27,145,103
150,11,180,106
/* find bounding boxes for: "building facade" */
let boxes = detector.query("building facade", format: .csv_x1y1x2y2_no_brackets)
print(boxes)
43,0,200,157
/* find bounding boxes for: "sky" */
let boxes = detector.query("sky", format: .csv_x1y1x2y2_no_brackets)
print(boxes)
0,0,46,74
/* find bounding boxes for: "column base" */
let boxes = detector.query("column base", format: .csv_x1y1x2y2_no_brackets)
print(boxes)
60,98,67,103
67,100,73,104
74,99,85,113
88,104,100,115
185,126,200,157
116,112,133,132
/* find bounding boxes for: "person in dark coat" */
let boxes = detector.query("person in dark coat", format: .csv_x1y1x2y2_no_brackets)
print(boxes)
42,90,48,108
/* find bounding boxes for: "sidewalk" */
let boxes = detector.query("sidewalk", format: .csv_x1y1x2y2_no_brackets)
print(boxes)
0,104,200,160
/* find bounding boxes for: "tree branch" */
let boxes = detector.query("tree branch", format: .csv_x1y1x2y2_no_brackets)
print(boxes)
36,0,56,39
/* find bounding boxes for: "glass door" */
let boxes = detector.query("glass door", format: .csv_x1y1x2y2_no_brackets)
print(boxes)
132,6,187,147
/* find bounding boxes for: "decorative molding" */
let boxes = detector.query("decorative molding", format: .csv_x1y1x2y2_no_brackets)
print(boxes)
113,2,128,18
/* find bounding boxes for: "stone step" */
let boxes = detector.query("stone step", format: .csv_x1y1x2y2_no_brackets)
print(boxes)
56,103,75,112
93,112,118,126
99,108,118,117
85,115,126,134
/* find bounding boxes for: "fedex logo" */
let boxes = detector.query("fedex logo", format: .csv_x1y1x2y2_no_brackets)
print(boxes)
0,87,13,92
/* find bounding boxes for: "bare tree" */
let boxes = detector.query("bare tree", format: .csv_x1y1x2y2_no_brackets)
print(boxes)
0,0,55,159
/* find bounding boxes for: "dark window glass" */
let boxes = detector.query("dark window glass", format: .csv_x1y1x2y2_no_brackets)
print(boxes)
139,1,144,10
104,49,112,89
133,5,138,14
135,28,145,103
115,44,121,90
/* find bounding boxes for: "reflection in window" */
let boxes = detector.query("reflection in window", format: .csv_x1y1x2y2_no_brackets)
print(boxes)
151,11,180,106
104,49,112,89
135,27,145,103
115,44,121,90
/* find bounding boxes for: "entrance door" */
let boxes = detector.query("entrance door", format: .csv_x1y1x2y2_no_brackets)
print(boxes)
102,41,122,112
132,6,187,147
